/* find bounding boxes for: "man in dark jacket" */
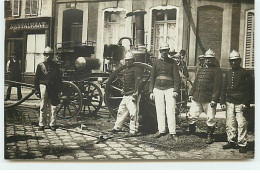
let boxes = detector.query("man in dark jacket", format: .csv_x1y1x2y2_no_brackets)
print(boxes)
221,50,253,153
34,46,62,131
188,49,222,144
5,52,22,100
110,51,143,137
149,42,181,141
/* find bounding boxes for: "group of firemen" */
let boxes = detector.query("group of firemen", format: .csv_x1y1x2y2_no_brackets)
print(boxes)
110,42,253,154
5,43,253,154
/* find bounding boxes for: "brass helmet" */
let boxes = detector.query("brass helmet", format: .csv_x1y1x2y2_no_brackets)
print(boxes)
159,42,170,50
229,50,240,60
125,51,134,60
43,46,53,54
204,49,215,58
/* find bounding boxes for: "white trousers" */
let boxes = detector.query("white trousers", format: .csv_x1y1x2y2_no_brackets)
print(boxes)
39,84,57,127
114,95,141,134
188,100,216,127
226,102,247,147
153,88,176,135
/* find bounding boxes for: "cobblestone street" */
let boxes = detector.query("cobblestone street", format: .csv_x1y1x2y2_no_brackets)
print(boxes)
4,103,255,161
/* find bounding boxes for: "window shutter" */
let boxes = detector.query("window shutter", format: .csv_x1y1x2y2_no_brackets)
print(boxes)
25,0,30,15
12,0,20,17
245,12,254,69
150,10,155,55
31,0,38,15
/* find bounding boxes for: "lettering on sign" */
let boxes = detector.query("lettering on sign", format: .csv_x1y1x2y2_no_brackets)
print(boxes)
9,22,49,30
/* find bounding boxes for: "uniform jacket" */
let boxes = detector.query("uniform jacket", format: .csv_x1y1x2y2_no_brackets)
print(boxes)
123,65,143,96
8,58,21,81
190,66,222,102
149,57,181,93
220,67,253,105
34,60,62,105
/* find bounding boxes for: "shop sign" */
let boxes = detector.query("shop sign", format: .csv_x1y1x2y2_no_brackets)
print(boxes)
9,21,49,30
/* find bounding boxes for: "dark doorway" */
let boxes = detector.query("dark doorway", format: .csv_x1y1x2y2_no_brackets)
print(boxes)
62,9,83,46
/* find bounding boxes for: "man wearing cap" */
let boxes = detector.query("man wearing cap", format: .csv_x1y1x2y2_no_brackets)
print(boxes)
34,46,62,131
5,52,22,101
188,49,222,144
220,50,253,153
149,42,181,141
195,55,205,74
110,51,143,137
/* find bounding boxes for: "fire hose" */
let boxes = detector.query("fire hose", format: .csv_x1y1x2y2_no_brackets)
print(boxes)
59,126,176,149
4,80,36,109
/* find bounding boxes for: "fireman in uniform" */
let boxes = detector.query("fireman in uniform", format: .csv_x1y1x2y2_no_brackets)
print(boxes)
110,51,143,137
220,50,253,153
5,52,22,101
149,42,181,141
34,46,62,131
188,49,222,144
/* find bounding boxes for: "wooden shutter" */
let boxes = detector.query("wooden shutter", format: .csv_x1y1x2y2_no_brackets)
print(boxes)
244,12,254,69
12,0,20,16
150,10,156,55
31,0,38,15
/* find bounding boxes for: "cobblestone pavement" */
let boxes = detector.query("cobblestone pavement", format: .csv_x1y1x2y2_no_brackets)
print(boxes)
4,104,254,161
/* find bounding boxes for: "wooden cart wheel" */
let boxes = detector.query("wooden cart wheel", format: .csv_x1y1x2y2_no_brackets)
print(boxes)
81,81,103,116
56,81,83,119
105,62,155,121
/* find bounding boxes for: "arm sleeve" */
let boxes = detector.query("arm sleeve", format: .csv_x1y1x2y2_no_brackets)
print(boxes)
245,71,254,106
134,67,143,93
189,69,200,96
212,68,223,102
34,65,41,92
220,72,227,105
172,61,181,92
149,62,156,93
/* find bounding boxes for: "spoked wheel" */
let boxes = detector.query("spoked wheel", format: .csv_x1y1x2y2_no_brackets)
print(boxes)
56,81,83,119
104,62,157,132
81,81,103,116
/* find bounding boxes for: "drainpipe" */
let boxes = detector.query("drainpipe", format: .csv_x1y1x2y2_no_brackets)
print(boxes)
51,0,56,49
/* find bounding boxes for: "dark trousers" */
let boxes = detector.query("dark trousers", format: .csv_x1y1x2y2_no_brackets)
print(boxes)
5,83,22,100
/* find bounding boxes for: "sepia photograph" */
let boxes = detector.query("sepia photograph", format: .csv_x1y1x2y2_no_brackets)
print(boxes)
3,0,255,162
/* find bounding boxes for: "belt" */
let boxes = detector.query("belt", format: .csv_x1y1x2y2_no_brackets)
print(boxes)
156,76,173,81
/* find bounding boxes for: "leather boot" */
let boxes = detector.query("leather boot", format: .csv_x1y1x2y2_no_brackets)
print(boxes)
189,123,196,134
206,126,215,144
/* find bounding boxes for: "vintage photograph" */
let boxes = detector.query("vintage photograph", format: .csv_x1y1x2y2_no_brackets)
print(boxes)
3,0,255,161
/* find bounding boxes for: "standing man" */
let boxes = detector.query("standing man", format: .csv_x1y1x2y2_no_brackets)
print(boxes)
5,52,22,101
110,51,143,137
149,42,181,141
188,49,222,144
34,46,62,131
221,50,253,153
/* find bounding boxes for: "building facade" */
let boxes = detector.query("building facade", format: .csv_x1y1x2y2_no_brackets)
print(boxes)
5,0,255,83
54,0,254,71
5,0,53,83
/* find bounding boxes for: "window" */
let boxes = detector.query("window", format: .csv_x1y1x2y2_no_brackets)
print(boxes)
25,0,38,16
25,34,45,73
12,0,20,16
244,10,254,69
103,11,126,45
151,8,178,57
